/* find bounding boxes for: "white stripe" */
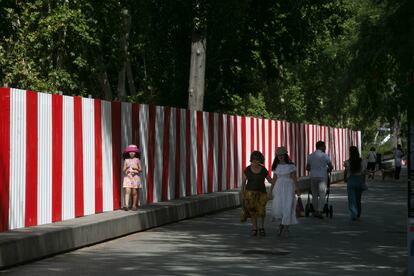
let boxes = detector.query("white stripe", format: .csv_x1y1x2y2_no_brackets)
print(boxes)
271,120,276,171
179,109,186,197
101,101,113,211
37,93,52,225
168,108,176,200
264,119,269,170
139,105,149,205
9,88,27,229
62,96,75,220
120,102,132,207
237,116,242,187
229,116,234,189
82,98,95,216
190,111,197,195
258,118,262,153
154,106,164,202
245,117,251,168
222,114,227,191
213,113,219,192
202,112,209,193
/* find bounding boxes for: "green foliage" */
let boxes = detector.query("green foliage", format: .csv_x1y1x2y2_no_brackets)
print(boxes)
0,0,410,146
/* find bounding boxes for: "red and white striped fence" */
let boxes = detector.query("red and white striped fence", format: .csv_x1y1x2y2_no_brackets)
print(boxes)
0,88,361,231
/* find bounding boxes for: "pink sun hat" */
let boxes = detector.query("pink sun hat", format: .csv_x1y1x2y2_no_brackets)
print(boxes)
124,144,140,154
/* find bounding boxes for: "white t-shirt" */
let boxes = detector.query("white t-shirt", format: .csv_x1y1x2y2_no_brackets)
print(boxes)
367,151,376,163
394,149,404,167
307,150,333,178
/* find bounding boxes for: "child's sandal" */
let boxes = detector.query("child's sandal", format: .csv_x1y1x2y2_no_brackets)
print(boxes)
259,228,266,236
251,229,258,236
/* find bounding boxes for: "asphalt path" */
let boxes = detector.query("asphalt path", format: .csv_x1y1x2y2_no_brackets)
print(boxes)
2,175,407,276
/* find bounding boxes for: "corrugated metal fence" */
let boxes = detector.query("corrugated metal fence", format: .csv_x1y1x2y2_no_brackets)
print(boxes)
0,88,361,231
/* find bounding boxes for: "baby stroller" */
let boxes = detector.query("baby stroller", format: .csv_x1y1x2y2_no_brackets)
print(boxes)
305,173,333,218
322,173,333,218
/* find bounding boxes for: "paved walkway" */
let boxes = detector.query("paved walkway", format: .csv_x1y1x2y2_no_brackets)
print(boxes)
1,175,407,275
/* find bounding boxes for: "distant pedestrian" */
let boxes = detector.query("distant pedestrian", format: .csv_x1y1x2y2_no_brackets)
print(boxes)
240,151,273,236
344,146,367,221
366,147,377,179
269,147,300,237
306,141,333,219
394,144,404,180
122,145,142,211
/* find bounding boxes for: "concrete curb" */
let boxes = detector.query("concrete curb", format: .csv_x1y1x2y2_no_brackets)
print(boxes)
0,171,344,269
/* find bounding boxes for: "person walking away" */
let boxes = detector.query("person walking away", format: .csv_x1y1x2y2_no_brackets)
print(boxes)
269,147,300,237
306,141,333,219
344,146,367,221
394,144,404,180
366,147,377,179
240,151,273,236
122,145,142,211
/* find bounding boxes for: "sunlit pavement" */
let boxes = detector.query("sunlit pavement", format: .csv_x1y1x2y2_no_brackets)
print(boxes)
2,173,407,276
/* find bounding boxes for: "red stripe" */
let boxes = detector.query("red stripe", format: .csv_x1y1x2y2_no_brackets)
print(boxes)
52,94,63,222
268,120,272,175
74,97,84,217
111,102,122,209
132,103,140,146
25,91,38,227
207,113,214,193
275,121,279,148
174,109,181,198
94,99,103,213
226,115,231,190
297,124,301,177
233,116,238,188
289,123,293,160
147,105,156,203
196,111,204,194
0,88,10,232
217,114,223,191
320,126,323,141
161,107,171,201
241,117,246,170
261,118,265,157
256,118,259,151
185,110,191,196
280,121,284,146
250,118,254,153
312,125,315,151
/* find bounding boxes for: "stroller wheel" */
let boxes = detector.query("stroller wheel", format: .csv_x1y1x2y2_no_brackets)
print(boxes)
329,206,333,218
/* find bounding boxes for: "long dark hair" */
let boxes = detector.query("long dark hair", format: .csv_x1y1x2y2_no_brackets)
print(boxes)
349,146,362,173
271,154,293,171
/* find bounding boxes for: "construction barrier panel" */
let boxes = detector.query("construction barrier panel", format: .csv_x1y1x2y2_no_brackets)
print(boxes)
0,87,361,231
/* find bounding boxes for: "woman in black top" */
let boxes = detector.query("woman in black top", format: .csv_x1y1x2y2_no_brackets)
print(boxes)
241,151,273,236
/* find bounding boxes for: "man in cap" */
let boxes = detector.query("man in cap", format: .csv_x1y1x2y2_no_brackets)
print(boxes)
306,141,333,219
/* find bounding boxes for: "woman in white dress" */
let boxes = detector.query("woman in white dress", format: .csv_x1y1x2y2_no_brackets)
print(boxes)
269,146,300,237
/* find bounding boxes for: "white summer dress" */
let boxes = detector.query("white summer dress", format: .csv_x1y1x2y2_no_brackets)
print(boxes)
271,164,298,225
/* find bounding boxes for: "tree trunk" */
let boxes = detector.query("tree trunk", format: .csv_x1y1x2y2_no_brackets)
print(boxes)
117,7,131,101
187,31,206,111
126,59,136,96
390,116,401,148
97,70,112,100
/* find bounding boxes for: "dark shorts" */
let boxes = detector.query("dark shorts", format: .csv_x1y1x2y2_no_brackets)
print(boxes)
367,162,376,171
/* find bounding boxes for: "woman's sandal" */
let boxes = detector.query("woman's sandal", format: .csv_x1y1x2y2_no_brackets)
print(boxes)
251,229,258,236
259,228,266,236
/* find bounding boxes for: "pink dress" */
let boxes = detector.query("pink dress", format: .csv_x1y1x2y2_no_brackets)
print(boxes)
123,158,142,188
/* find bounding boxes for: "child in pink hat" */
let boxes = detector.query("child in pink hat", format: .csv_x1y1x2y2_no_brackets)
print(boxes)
122,144,142,211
